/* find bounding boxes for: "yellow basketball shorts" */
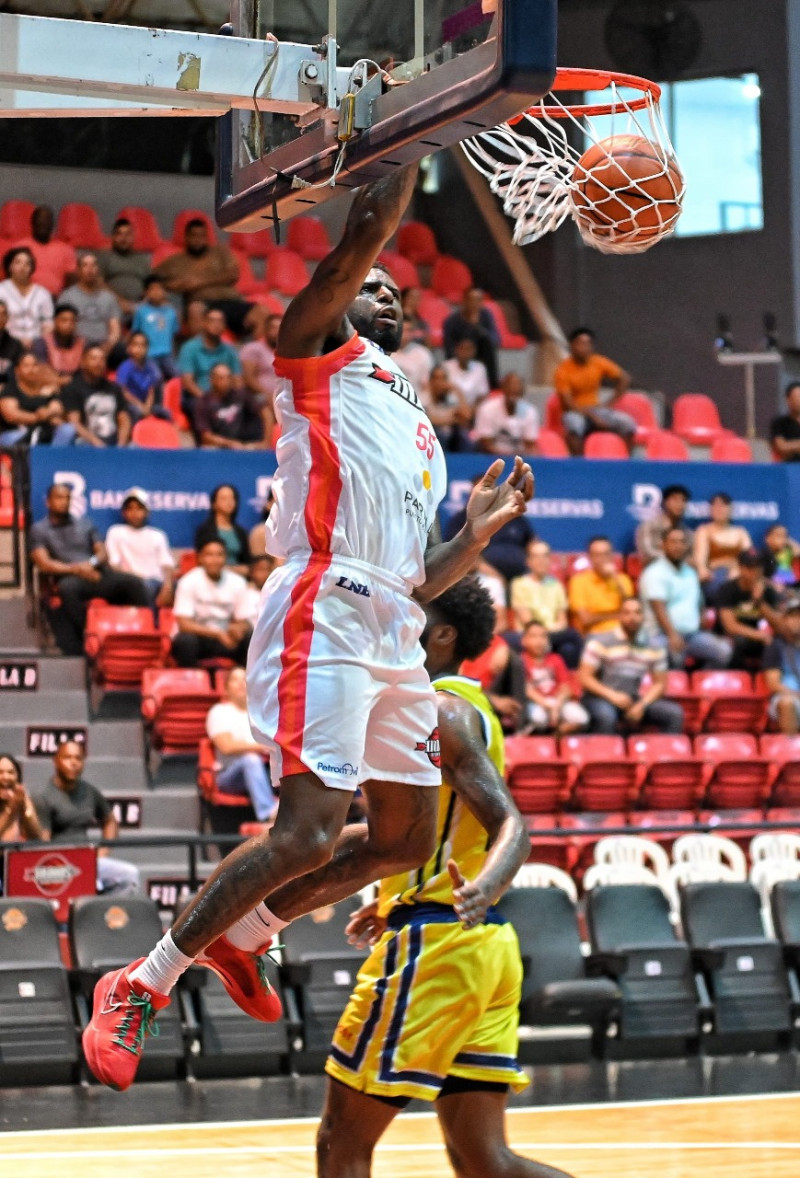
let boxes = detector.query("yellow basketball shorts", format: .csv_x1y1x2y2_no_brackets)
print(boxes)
326,907,528,1102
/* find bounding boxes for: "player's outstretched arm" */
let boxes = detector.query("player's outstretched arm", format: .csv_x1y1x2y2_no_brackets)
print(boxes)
437,693,530,928
415,457,534,603
278,163,419,359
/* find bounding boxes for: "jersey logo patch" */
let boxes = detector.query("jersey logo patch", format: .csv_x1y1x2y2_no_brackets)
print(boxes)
335,575,370,597
368,362,424,413
415,727,441,768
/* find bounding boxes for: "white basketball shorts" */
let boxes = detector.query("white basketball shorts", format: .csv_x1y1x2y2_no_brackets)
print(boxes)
246,552,441,791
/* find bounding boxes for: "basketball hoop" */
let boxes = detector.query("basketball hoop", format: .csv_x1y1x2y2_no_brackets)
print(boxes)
461,67,685,255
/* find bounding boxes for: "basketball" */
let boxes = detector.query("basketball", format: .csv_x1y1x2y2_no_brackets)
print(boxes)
570,134,684,248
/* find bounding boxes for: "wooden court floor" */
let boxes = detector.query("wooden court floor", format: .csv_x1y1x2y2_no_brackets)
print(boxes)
2,1093,799,1178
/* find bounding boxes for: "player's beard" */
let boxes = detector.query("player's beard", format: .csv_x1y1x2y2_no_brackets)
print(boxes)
349,309,402,353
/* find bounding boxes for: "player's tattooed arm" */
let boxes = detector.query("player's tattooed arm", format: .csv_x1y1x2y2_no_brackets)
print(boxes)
437,693,529,928
415,457,534,603
277,162,419,359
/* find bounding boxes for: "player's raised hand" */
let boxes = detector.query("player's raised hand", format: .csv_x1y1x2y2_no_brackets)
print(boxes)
448,859,492,929
464,457,534,547
345,901,387,948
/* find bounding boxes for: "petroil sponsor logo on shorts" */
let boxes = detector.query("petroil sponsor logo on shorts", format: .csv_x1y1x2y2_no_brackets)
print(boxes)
415,728,441,768
317,761,359,776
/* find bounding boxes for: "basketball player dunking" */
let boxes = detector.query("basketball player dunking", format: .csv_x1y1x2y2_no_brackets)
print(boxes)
83,162,533,1091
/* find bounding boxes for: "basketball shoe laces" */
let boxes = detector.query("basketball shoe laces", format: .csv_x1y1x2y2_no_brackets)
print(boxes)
110,990,161,1056
257,941,283,991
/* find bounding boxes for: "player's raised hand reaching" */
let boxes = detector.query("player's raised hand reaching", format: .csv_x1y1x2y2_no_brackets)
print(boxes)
465,457,534,547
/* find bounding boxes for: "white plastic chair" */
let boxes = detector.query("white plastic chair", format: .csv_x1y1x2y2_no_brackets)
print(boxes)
750,857,800,911
511,863,578,902
582,862,668,895
750,832,800,866
593,835,671,887
671,833,747,881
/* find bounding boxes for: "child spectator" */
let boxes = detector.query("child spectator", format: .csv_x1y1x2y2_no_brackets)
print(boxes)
115,332,162,420
760,523,800,590
131,276,180,378
520,621,588,734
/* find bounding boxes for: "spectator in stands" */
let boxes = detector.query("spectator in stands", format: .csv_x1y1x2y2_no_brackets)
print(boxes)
764,598,800,734
171,537,251,667
131,275,180,379
400,287,431,347
473,372,539,456
0,753,45,844
693,491,752,602
760,522,800,590
115,331,162,421
35,741,140,895
443,287,500,387
392,318,435,400
62,344,131,447
241,554,275,627
639,526,731,669
63,253,121,354
30,482,150,654
554,327,633,457
196,363,266,450
32,303,84,388
635,483,693,567
241,312,281,440
155,217,261,338
0,351,75,446
248,490,274,559
13,205,76,296
178,306,241,433
714,548,783,670
444,472,535,581
0,301,23,388
520,621,588,734
206,667,278,825
579,596,684,734
443,337,490,411
105,487,175,609
0,247,53,346
194,483,250,574
97,218,150,319
568,536,634,635
420,363,472,451
770,382,800,462
510,539,583,668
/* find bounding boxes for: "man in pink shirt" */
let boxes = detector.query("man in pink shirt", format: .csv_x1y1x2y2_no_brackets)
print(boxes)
14,206,76,298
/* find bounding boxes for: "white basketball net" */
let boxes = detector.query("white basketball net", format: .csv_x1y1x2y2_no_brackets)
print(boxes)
461,72,685,255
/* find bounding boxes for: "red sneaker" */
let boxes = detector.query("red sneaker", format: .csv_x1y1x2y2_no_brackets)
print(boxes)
200,935,282,1022
82,958,170,1091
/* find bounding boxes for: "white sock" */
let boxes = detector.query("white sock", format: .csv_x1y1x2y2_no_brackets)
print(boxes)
130,932,195,996
224,903,289,952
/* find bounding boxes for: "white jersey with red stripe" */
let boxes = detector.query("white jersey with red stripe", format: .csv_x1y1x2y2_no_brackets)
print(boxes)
266,333,447,587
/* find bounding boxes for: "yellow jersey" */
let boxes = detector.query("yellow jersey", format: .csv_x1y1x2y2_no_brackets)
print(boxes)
377,674,505,918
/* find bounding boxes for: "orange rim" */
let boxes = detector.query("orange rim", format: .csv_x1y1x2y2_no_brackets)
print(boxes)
509,67,662,124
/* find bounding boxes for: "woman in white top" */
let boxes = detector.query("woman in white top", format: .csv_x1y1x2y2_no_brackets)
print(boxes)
0,247,54,347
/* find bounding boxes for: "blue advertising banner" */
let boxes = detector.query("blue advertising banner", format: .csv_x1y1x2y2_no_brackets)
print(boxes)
29,448,794,553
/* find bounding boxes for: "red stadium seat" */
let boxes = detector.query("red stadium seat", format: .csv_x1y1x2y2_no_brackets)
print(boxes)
536,428,570,458
0,199,35,240
697,809,765,852
559,811,628,878
431,255,473,302
710,436,753,463
691,669,767,733
116,206,164,252
614,391,659,445
483,298,527,349
560,735,641,812
177,551,198,577
161,377,191,432
416,289,451,347
141,668,217,762
672,393,730,446
525,814,578,873
55,203,108,249
396,220,439,265
666,669,704,735
629,809,696,851
131,416,182,449
583,432,628,460
544,393,564,435
150,242,180,267
265,247,309,296
504,735,573,814
84,604,167,692
172,209,216,245
627,734,707,810
229,229,276,259
234,253,264,298
644,430,689,461
695,733,772,809
625,552,644,584
378,250,421,291
287,215,333,261
761,735,800,807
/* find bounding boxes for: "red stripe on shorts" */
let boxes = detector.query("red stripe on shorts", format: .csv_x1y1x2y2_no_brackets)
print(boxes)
273,349,349,777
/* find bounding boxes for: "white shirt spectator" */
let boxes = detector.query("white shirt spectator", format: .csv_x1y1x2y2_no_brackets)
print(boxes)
105,523,175,581
173,566,250,633
206,700,256,768
473,394,540,453
443,356,490,407
393,341,435,397
0,279,54,343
